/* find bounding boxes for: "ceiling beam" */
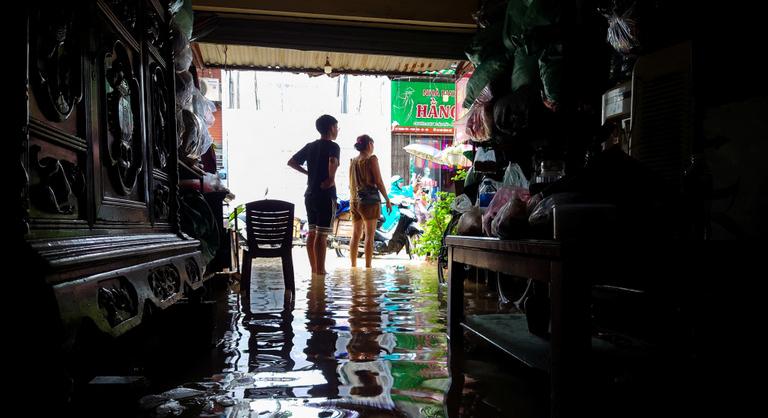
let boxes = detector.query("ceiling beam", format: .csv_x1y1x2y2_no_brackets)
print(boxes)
192,0,478,30
194,13,474,60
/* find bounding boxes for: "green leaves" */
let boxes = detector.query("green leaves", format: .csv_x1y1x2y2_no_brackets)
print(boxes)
415,192,456,259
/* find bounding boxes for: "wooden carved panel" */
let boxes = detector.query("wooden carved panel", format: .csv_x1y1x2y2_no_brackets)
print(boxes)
29,144,85,216
98,276,138,327
149,63,170,170
153,182,170,220
144,4,166,51
30,8,82,123
104,40,144,196
185,258,201,284
105,0,138,33
148,264,180,301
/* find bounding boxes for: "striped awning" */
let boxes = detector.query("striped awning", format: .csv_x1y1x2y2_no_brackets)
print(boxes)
195,43,464,76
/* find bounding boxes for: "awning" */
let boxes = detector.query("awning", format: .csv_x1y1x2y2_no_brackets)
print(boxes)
191,2,477,74
195,43,463,76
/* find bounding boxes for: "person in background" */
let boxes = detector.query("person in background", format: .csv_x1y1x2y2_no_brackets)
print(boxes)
348,135,392,268
287,115,340,275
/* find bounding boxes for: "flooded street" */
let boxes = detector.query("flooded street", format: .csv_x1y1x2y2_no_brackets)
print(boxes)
214,253,450,417
66,249,546,418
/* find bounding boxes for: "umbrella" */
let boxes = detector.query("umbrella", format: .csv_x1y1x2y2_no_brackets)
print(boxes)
403,143,442,164
404,143,472,168
439,144,472,167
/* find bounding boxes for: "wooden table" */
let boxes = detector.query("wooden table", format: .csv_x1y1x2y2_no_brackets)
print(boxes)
446,236,591,418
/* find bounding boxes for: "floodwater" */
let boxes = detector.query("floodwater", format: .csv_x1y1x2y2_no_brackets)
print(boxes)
134,252,460,417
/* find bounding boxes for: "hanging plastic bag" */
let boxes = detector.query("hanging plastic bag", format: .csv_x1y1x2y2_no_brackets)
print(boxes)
473,147,497,173
604,3,640,55
179,109,204,160
175,46,193,73
503,162,530,188
175,71,194,109
463,58,508,108
192,90,217,128
464,86,494,142
196,92,217,156
466,104,493,142
464,165,480,188
453,111,471,144
451,194,474,214
539,43,563,107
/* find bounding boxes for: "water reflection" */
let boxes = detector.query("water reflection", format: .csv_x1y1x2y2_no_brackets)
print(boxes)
138,258,450,417
304,272,341,399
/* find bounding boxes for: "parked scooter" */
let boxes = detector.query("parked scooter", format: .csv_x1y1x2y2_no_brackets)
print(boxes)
373,195,422,259
332,196,422,259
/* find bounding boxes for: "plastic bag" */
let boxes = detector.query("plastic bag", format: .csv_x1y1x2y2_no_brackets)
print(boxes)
171,0,194,43
176,71,194,109
539,43,563,106
463,58,509,108
199,129,213,156
453,111,471,145
511,49,539,91
192,90,217,128
168,0,185,15
494,85,536,136
457,206,483,236
473,147,497,173
527,192,543,216
502,0,561,54
482,186,514,236
482,186,530,236
605,4,640,54
175,46,193,73
192,91,216,155
528,192,587,226
464,165,480,188
179,109,204,160
492,195,529,238
465,16,505,65
465,87,494,142
466,104,493,141
451,194,473,214
503,162,530,188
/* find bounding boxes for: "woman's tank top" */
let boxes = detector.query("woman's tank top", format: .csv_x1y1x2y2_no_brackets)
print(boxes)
349,155,377,200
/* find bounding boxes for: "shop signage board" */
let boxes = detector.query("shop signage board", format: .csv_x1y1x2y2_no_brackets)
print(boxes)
391,81,455,135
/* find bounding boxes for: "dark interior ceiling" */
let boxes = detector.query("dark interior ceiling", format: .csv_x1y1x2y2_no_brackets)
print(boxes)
191,0,478,74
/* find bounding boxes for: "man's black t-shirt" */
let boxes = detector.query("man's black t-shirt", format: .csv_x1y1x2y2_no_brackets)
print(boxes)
291,139,341,198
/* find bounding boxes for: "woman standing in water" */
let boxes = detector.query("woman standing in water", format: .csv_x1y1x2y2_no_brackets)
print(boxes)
348,135,392,268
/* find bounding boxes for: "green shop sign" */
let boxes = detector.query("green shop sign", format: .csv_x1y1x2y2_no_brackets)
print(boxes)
391,81,455,135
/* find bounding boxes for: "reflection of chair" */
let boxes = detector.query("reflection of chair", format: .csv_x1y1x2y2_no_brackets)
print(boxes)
241,200,295,293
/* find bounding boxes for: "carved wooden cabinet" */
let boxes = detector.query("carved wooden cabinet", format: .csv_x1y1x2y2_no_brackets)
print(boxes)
18,0,205,342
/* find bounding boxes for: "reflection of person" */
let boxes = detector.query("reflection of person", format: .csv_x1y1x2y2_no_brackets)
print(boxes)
347,270,383,361
350,369,384,397
304,273,340,397
348,135,391,268
342,270,395,408
287,115,340,275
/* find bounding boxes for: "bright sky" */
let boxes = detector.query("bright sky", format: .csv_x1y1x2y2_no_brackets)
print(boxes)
222,71,392,219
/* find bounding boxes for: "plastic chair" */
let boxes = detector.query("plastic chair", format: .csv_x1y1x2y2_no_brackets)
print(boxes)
241,199,295,293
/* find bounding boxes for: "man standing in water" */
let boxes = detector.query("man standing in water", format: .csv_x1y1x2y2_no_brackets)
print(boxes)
288,115,340,275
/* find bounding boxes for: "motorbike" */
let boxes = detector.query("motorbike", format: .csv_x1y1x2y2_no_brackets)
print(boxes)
373,195,421,258
332,195,422,259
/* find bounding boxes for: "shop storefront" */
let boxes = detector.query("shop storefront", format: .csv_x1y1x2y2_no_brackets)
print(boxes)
390,80,457,194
